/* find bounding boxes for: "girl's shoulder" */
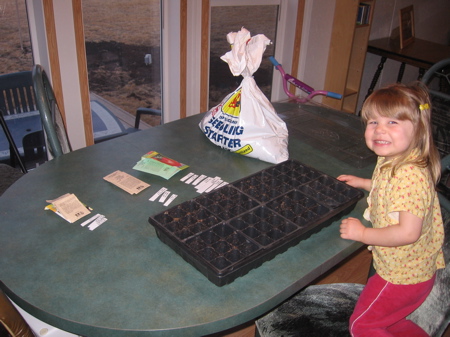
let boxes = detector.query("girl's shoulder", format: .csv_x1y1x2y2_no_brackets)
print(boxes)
393,163,433,186
396,162,425,173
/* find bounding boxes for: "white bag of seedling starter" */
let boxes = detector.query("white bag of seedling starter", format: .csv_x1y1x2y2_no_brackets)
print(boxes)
199,28,289,164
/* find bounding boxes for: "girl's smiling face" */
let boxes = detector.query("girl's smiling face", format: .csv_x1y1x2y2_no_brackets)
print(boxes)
365,111,415,160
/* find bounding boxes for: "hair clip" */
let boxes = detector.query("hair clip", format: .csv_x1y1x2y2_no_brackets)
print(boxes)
419,103,429,111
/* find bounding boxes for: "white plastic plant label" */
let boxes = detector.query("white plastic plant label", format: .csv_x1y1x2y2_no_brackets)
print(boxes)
199,28,289,164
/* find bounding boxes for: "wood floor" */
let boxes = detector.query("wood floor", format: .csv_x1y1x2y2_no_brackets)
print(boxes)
209,247,450,337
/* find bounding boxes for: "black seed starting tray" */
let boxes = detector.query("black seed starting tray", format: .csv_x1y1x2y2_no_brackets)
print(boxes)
148,160,364,286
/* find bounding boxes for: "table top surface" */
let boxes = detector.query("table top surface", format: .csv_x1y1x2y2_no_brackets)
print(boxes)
368,37,450,69
0,103,374,337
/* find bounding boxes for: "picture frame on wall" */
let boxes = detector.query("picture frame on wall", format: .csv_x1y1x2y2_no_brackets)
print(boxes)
399,5,415,49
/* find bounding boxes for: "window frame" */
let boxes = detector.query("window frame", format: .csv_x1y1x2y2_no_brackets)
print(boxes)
162,0,301,123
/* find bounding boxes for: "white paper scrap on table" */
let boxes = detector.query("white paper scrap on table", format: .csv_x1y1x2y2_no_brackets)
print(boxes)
180,172,194,182
88,215,107,231
195,177,214,193
192,174,207,185
197,176,224,193
80,213,102,227
149,187,168,201
159,190,171,203
164,194,178,206
185,174,198,184
216,181,228,189
205,178,223,193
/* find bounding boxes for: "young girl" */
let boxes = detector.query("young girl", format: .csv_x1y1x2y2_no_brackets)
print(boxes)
337,82,445,337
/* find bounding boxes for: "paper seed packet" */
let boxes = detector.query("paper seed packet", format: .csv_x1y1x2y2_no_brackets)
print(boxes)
133,151,189,180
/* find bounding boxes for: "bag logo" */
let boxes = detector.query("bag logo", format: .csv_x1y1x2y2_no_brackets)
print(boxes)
222,89,241,117
235,144,253,155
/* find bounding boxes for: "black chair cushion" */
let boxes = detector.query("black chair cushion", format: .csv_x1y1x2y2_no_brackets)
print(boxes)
0,163,23,196
256,283,362,337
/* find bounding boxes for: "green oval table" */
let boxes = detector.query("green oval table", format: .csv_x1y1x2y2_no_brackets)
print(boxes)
0,103,374,337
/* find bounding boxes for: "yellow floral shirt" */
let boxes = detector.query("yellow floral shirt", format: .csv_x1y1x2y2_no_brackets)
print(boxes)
364,154,445,285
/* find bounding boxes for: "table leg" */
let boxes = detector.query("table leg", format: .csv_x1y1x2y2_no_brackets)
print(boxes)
364,56,387,101
397,62,405,83
418,68,425,81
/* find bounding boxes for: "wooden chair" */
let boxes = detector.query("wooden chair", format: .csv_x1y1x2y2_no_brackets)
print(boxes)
0,289,34,337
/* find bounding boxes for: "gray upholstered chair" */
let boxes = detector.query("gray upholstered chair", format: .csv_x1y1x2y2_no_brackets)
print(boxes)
421,58,450,206
421,58,450,102
255,155,450,337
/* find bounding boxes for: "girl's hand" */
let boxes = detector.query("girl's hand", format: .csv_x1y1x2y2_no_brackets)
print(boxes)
337,175,372,191
340,217,366,242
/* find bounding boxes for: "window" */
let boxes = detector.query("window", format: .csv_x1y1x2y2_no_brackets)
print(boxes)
0,0,33,73
209,4,278,109
1,1,40,169
82,0,161,126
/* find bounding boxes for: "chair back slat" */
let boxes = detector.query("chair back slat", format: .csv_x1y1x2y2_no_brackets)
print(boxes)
0,71,37,116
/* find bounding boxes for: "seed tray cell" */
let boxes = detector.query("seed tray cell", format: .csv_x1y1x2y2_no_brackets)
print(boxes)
149,159,364,286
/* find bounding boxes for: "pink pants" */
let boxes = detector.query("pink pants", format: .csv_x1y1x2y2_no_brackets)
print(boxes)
349,273,435,337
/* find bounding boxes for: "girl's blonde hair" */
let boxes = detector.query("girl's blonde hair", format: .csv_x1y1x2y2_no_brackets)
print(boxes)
361,82,441,185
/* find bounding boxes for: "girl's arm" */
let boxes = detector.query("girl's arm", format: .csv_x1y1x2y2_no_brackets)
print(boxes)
337,175,372,191
340,212,423,247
